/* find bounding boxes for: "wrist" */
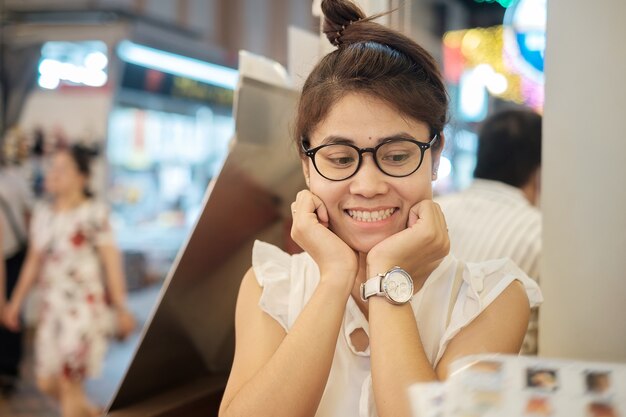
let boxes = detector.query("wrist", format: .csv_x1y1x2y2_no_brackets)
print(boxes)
113,303,129,313
317,273,354,298
366,261,395,280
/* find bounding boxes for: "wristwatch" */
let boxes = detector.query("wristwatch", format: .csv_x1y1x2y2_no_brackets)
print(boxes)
360,266,414,305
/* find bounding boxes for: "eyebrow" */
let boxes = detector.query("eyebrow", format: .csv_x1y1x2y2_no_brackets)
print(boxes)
320,132,419,146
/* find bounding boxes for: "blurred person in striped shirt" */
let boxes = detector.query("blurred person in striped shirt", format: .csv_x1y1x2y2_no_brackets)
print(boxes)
437,109,542,354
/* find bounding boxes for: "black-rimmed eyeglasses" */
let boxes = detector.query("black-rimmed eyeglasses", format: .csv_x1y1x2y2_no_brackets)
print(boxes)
302,134,439,181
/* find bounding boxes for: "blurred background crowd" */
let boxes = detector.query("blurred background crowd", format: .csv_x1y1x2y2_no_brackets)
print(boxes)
2,0,624,416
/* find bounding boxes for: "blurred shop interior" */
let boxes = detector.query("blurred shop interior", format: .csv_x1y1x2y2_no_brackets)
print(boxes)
0,0,549,415
0,0,546,278
1,0,317,289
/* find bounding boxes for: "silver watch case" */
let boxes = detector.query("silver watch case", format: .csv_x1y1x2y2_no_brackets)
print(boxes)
361,266,414,305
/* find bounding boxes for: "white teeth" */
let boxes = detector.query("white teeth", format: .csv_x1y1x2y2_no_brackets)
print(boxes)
347,208,395,222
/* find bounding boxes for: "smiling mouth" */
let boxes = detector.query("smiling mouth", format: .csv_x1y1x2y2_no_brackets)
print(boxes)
345,208,397,222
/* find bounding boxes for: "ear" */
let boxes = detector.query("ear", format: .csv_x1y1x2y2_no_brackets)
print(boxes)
301,158,311,188
431,132,446,179
531,167,542,205
78,173,89,188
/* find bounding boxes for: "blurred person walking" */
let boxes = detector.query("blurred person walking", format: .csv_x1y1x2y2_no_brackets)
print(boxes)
0,221,7,392
3,144,135,417
0,157,33,394
437,109,542,354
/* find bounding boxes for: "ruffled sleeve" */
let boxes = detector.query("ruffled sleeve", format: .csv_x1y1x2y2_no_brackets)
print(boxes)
252,240,320,333
252,240,294,332
29,202,52,251
435,258,543,366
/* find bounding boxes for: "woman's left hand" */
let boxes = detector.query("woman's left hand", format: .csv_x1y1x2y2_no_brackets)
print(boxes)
115,308,136,341
367,200,450,286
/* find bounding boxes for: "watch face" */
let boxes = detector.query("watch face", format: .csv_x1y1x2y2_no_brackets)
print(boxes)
382,268,413,304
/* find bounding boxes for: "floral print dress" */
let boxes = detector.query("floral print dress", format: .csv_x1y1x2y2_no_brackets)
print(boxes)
31,200,115,380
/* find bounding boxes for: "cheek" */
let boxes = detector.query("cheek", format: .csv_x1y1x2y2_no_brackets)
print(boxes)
308,180,345,214
400,174,434,202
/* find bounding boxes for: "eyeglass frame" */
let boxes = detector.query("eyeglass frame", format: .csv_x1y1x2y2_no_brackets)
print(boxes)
301,133,440,181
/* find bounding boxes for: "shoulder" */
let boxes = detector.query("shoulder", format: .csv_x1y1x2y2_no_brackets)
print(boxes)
238,267,264,306
459,259,543,314
477,279,530,322
84,199,109,215
434,258,543,366
32,201,52,219
252,240,293,287
434,191,464,209
251,240,319,331
433,258,540,375
252,240,316,288
80,200,111,227
436,279,530,379
235,266,287,342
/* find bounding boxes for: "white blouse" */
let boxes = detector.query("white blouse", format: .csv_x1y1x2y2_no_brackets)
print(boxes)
252,240,543,417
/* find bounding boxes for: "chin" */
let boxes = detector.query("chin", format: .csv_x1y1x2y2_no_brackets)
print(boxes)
352,243,377,255
340,231,391,255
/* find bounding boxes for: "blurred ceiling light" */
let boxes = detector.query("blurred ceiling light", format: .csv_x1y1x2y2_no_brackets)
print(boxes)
473,63,495,84
459,68,488,122
486,72,508,95
461,29,482,55
38,41,109,89
117,41,238,90
84,51,108,71
38,74,60,90
438,156,452,180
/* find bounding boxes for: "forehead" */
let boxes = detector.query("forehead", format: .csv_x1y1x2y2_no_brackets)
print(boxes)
309,93,430,146
51,151,77,169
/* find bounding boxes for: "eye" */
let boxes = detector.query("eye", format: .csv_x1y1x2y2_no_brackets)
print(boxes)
381,152,410,163
378,141,420,165
330,155,356,166
317,145,358,168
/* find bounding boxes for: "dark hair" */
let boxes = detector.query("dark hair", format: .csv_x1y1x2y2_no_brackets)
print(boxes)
62,143,99,198
295,0,448,153
473,109,542,188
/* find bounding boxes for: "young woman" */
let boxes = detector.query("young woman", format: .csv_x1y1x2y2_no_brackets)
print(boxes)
219,1,542,416
3,145,135,417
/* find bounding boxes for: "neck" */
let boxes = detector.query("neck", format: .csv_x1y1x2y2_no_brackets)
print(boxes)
55,191,86,210
520,170,540,206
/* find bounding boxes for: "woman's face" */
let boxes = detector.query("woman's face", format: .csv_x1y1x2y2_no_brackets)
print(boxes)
45,151,86,197
303,93,442,253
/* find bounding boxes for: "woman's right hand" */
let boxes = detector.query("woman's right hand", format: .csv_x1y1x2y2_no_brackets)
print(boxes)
2,301,21,332
290,190,358,291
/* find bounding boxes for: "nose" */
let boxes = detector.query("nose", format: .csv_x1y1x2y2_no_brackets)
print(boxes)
348,153,388,198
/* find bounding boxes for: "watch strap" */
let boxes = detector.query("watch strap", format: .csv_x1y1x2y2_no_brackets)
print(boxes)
360,274,384,301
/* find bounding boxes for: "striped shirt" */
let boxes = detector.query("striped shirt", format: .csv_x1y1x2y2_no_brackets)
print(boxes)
436,179,542,354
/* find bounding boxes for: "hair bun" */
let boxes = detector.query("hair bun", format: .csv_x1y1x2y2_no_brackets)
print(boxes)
72,142,100,158
321,0,366,46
